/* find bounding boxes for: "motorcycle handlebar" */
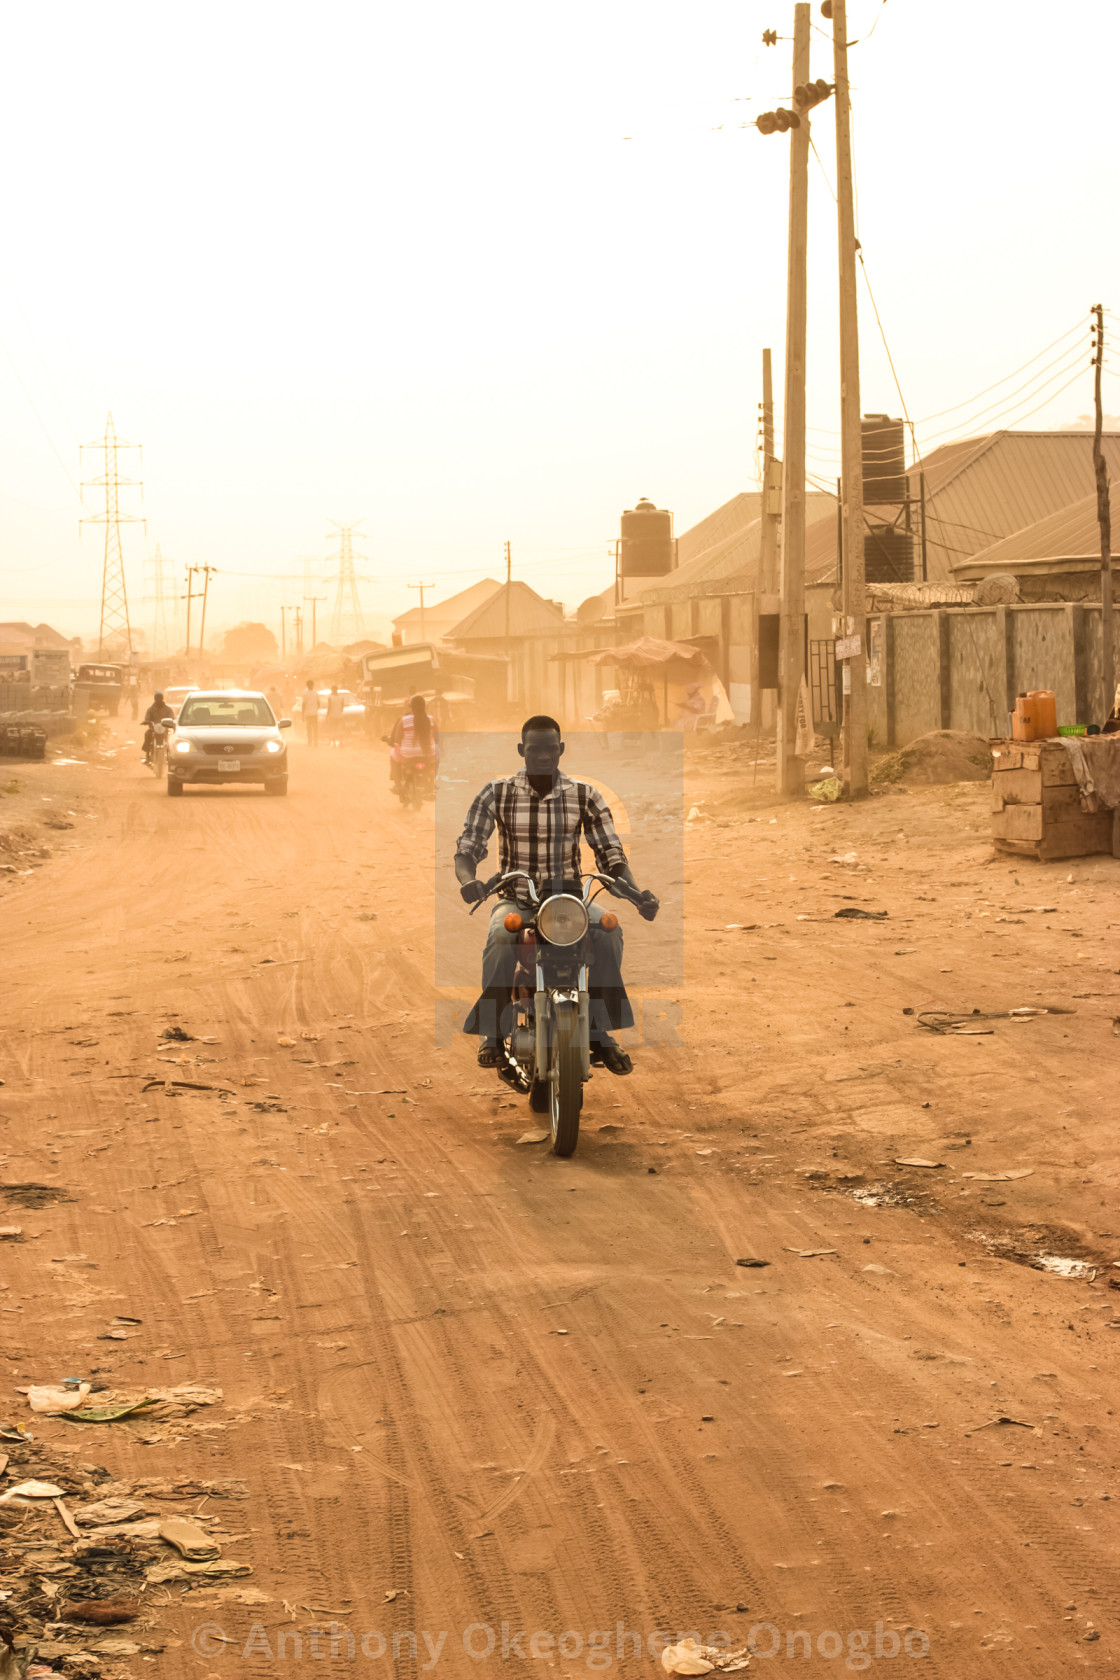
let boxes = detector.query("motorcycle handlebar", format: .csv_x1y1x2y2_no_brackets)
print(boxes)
468,869,647,914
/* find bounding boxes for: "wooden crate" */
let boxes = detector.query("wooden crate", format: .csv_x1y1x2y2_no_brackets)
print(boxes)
990,738,1114,860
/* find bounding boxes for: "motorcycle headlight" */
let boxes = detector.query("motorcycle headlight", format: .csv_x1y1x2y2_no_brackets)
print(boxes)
537,894,589,946
173,740,192,755
266,739,282,754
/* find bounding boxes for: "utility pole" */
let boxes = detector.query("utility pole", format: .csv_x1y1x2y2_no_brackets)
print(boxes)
81,413,144,659
280,606,289,661
1092,304,1115,723
408,580,434,644
776,4,811,797
306,595,326,649
183,566,205,662
295,605,303,657
196,565,216,658
504,540,512,645
758,349,779,595
833,0,869,799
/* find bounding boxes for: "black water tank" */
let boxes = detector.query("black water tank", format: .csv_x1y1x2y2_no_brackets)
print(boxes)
864,524,913,583
620,498,674,577
862,414,906,503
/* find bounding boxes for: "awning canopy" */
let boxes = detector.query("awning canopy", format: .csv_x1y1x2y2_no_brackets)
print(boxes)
550,635,711,670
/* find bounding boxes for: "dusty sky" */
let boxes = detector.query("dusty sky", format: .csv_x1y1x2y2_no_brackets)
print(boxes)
0,0,1117,644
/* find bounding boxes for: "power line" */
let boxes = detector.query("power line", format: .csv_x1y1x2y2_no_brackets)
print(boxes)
911,319,1086,425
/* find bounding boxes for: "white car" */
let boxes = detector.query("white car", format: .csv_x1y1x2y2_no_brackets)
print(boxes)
317,688,366,730
163,685,199,717
166,689,292,797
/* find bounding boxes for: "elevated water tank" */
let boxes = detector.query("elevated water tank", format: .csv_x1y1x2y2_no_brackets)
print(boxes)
620,498,674,578
864,523,913,583
862,413,906,504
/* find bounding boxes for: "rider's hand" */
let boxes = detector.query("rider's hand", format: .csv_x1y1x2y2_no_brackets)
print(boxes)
459,880,487,905
636,889,660,922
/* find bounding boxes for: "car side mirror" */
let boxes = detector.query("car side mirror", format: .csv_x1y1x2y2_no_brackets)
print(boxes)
279,718,292,729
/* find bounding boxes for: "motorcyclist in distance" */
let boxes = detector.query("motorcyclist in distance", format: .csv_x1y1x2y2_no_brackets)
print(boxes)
142,692,175,764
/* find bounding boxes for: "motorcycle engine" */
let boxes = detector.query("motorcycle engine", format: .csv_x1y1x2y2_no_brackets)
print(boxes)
509,1024,536,1075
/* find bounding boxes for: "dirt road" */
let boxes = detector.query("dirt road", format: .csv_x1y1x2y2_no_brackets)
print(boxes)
2,721,1119,1677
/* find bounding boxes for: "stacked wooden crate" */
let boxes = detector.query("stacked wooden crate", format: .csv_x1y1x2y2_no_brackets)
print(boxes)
990,738,1114,860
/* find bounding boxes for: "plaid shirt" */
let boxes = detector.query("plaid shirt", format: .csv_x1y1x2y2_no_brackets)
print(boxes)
456,770,626,904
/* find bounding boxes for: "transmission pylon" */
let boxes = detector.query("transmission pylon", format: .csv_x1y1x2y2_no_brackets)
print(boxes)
143,543,177,661
81,413,145,659
326,521,371,646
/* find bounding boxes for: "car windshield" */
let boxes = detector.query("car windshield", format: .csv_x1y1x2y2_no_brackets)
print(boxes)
178,697,274,728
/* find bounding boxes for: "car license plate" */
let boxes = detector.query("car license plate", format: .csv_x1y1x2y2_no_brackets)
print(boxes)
218,760,241,772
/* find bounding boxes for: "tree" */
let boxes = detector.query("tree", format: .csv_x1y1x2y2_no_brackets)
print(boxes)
221,622,278,663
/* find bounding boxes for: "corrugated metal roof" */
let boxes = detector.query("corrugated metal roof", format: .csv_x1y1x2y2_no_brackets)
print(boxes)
642,490,835,602
447,579,565,641
800,431,1120,586
952,477,1120,576
917,431,1120,580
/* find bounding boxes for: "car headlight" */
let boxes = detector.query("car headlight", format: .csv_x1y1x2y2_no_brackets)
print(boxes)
537,894,589,946
173,740,192,755
266,739,283,754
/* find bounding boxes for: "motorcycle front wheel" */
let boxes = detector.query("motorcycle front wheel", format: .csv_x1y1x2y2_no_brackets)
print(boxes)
549,1000,583,1157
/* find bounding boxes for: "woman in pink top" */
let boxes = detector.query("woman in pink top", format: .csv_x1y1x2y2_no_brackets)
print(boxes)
388,694,440,789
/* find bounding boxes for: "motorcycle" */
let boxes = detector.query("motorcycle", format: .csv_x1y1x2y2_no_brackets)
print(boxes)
395,757,435,810
470,868,651,1157
147,722,168,779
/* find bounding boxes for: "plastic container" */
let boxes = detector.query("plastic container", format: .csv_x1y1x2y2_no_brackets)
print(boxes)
1058,724,1086,737
1028,689,1058,738
1011,693,1035,741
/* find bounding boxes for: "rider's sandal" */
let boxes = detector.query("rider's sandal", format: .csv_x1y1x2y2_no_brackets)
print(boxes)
477,1041,502,1069
590,1044,633,1076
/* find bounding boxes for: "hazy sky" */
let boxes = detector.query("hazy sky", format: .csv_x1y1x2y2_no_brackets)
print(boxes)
1,0,1117,643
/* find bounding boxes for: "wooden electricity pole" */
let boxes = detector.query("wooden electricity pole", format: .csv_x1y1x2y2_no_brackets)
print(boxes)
758,347,780,596
1092,304,1115,723
776,2,811,797
832,0,869,799
196,564,215,659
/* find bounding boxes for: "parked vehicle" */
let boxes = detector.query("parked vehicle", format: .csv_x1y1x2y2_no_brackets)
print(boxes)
163,686,199,717
469,868,649,1156
166,690,291,797
316,688,366,730
73,663,124,716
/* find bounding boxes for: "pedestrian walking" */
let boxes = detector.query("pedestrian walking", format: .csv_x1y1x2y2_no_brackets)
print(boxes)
325,684,346,747
300,679,321,746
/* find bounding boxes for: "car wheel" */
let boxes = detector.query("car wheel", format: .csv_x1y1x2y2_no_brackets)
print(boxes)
167,777,184,798
266,777,288,797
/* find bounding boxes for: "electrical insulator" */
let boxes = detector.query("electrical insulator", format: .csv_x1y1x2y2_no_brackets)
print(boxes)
756,111,778,134
821,0,833,17
762,28,778,45
795,77,834,108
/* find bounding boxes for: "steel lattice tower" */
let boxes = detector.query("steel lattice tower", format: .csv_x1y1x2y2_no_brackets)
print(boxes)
82,413,144,658
143,543,176,660
327,521,369,646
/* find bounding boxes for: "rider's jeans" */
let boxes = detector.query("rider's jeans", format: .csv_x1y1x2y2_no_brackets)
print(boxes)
472,897,632,1043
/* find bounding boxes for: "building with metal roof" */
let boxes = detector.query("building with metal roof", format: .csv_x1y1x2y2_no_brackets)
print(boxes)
951,477,1120,601
803,430,1120,586
391,577,502,645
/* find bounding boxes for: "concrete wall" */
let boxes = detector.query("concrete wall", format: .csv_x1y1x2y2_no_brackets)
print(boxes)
865,602,1116,747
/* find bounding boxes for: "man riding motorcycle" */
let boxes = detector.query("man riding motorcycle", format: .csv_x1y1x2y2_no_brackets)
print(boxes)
454,715,659,1075
142,692,175,764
